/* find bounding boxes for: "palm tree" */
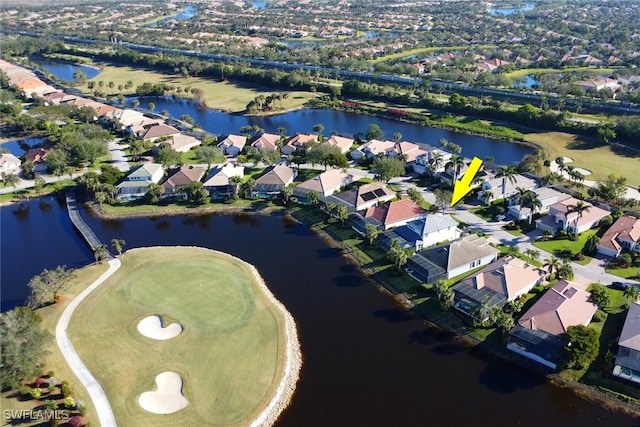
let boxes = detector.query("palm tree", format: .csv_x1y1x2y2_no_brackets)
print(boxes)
558,259,574,280
567,201,590,238
624,285,640,302
428,151,443,177
229,176,242,199
524,248,540,263
481,190,493,205
520,189,542,225
111,239,126,256
497,166,518,203
93,244,110,263
1,172,21,193
446,155,465,187
365,223,380,246
387,239,408,272
282,184,294,205
544,256,561,280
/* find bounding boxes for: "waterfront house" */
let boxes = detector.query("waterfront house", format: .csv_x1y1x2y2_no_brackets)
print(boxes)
323,135,354,155
155,133,201,153
281,133,317,156
250,133,280,151
137,122,180,142
508,187,571,221
597,215,640,258
217,134,247,157
0,153,21,174
252,164,296,198
349,139,396,160
612,302,640,385
412,149,451,175
162,165,206,199
203,163,245,200
24,148,51,173
292,169,353,203
405,234,498,284
322,182,396,212
116,162,165,200
507,280,598,369
352,198,428,233
377,213,460,252
451,256,545,319
535,197,609,234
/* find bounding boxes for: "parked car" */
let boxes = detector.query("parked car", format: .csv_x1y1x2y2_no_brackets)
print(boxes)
611,281,630,291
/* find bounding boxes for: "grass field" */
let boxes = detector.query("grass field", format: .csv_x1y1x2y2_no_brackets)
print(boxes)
0,263,108,426
533,229,598,265
504,66,621,81
524,132,640,188
67,247,287,426
368,45,496,64
80,62,319,113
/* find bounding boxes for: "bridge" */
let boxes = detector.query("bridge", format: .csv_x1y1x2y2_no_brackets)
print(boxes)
66,188,108,254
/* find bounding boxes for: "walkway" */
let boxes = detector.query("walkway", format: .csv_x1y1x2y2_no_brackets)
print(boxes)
56,258,120,427
66,188,105,252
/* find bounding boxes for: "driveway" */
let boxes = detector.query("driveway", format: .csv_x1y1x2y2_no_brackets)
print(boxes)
108,139,130,172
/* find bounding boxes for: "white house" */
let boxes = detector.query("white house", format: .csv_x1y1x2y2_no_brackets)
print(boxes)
612,302,640,384
115,162,165,200
350,139,396,160
0,153,21,174
125,163,165,183
478,174,538,203
412,149,451,175
292,168,354,201
323,135,354,155
508,187,571,221
535,197,609,234
217,134,247,157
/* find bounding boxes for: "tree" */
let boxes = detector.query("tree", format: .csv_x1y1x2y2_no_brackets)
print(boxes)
582,234,600,256
524,248,540,263
445,155,465,187
0,307,52,389
406,187,424,206
365,223,380,246
306,190,320,206
312,123,324,134
181,181,209,204
131,99,140,109
240,178,256,199
33,177,45,195
27,265,76,308
282,184,294,205
624,285,640,302
1,172,20,193
93,244,110,263
433,279,454,310
111,239,126,256
562,325,600,370
544,256,561,280
387,239,408,272
434,189,452,213
156,144,182,169
588,283,610,309
365,123,384,141
520,189,542,225
229,175,242,199
567,201,590,238
497,166,518,203
145,183,164,204
194,146,223,168
374,157,405,183
335,203,349,226
393,132,402,142
597,127,616,144
558,259,574,280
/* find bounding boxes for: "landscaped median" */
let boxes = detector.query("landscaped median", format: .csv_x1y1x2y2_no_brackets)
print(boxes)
65,247,301,427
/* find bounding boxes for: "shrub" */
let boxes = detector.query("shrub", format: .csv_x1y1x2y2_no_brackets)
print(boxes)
29,387,42,399
64,396,76,409
35,377,47,388
61,382,73,398
573,252,585,261
19,385,31,397
69,416,84,427
558,230,568,239
532,284,545,294
600,215,613,226
48,377,57,387
48,384,56,393
78,405,88,416
44,399,57,411
46,370,55,378
592,310,606,322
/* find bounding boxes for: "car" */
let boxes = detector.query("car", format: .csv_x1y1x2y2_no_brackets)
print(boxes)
611,281,630,291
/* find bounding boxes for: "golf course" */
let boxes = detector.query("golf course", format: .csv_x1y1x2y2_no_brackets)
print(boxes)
67,246,301,427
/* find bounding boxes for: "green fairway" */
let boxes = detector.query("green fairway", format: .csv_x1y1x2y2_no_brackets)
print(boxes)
368,45,496,64
67,247,288,427
504,66,621,80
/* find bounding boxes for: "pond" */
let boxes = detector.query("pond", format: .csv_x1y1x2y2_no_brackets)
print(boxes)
252,1,267,8
488,3,535,16
149,5,197,26
0,137,45,157
29,58,100,82
129,95,535,165
1,198,638,426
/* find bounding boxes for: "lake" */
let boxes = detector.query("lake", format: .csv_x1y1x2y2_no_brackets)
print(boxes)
1,198,638,426
30,58,100,82
487,3,535,16
0,137,45,157
130,96,534,165
149,5,197,27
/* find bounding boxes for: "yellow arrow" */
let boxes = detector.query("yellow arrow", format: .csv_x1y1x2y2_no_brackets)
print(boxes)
451,157,483,206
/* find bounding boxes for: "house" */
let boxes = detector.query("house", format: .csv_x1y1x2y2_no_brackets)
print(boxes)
350,139,395,160
252,164,296,198
612,302,640,385
156,134,201,153
292,169,353,202
162,165,206,198
323,135,354,155
24,148,51,172
478,174,538,204
352,198,428,234
477,58,511,72
451,256,545,319
217,134,247,157
378,213,460,252
250,133,280,151
116,162,165,200
575,77,620,92
137,122,180,142
322,182,396,212
412,149,451,175
597,215,640,257
507,280,598,369
0,153,21,174
508,187,571,221
281,133,316,156
203,163,244,199
101,109,145,128
405,234,498,284
535,197,609,234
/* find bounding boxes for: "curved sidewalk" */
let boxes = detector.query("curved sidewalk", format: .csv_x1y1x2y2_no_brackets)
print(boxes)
56,258,121,427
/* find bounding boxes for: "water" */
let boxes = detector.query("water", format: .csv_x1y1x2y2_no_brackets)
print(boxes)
252,1,267,8
0,137,45,156
513,74,539,89
149,5,197,27
30,58,100,82
488,3,535,16
1,199,638,426
129,96,534,165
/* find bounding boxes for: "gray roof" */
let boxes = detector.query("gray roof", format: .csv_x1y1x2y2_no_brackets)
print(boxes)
408,214,458,237
619,302,640,352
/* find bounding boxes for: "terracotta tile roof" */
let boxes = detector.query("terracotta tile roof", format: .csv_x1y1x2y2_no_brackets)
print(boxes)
294,169,352,197
518,280,597,336
255,164,295,186
24,148,51,163
599,215,640,252
360,198,427,227
550,197,609,226
250,133,280,151
162,165,205,190
459,256,544,300
323,135,353,152
218,134,247,150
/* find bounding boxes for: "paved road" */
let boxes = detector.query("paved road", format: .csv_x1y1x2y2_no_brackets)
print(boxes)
0,171,87,195
56,258,120,427
108,139,131,172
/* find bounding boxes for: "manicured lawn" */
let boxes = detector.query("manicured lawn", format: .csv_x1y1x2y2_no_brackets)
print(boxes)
504,66,621,81
533,229,598,264
524,132,640,188
67,247,288,427
368,45,496,64
0,180,75,204
80,62,319,113
605,264,640,280
1,263,109,426
99,198,281,216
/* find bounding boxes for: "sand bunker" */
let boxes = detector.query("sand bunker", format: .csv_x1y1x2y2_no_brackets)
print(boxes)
572,167,592,176
137,316,182,340
138,372,188,414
